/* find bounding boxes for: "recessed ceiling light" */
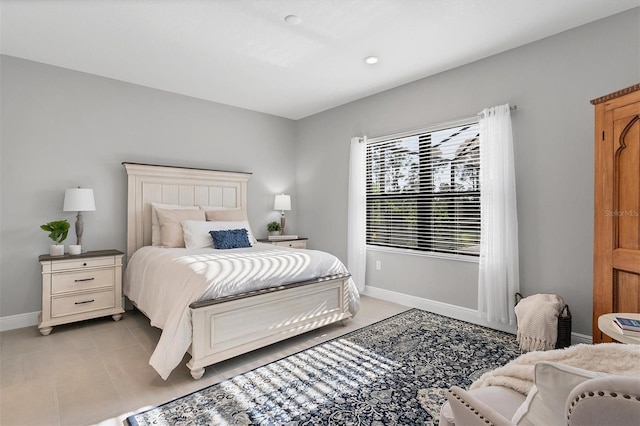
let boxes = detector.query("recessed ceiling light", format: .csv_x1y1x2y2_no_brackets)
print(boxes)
284,15,301,25
364,56,379,65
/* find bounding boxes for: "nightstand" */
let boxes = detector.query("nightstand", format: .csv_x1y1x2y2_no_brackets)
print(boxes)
257,237,308,249
38,249,124,335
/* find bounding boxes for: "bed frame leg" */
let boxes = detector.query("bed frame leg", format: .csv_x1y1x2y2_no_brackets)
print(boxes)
190,367,205,380
340,318,351,326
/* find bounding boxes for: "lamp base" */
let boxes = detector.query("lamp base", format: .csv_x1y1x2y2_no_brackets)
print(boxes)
280,213,286,235
75,211,84,246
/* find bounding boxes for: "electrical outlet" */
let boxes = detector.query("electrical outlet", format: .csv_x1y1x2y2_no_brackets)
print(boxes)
375,260,382,270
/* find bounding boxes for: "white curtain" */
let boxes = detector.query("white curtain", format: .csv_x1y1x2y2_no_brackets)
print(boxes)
347,136,366,292
478,104,519,325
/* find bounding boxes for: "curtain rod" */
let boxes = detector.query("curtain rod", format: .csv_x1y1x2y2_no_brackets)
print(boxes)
477,104,517,117
358,104,518,144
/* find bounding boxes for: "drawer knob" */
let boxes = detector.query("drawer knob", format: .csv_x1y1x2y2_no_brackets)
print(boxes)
74,299,95,305
82,262,87,266
74,277,95,282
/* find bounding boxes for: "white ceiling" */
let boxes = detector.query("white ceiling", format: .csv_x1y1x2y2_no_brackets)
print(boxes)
2,0,638,120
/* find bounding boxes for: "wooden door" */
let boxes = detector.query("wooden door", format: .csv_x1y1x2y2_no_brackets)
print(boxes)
592,84,640,343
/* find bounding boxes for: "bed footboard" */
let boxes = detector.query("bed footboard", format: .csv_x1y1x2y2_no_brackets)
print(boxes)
187,275,352,379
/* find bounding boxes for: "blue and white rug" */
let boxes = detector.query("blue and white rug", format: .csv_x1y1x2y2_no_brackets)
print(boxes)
127,309,520,425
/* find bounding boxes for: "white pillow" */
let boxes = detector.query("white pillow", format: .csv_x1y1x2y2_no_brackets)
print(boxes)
151,203,199,246
182,220,256,249
182,220,216,249
512,362,608,426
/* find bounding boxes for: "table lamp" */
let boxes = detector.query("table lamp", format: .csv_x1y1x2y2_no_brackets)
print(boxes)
63,187,96,247
273,194,291,235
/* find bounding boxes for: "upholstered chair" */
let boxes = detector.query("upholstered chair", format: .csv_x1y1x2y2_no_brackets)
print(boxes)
440,365,640,426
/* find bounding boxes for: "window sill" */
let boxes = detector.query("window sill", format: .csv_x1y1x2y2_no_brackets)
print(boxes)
366,245,480,263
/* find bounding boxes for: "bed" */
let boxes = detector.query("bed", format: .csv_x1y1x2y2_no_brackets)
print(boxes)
122,162,359,380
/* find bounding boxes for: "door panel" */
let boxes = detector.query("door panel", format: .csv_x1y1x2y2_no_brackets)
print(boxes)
612,112,640,326
615,270,640,313
613,114,639,250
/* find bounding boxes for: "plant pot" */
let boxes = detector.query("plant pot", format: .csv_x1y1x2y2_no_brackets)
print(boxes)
269,231,281,237
49,244,64,256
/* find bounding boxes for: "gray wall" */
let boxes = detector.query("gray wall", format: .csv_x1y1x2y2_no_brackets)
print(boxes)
295,9,640,335
0,56,297,318
2,9,638,336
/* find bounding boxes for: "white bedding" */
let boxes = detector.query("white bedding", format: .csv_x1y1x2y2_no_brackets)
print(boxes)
124,243,360,379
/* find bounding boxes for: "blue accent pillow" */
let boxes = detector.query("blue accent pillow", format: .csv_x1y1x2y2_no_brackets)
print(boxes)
209,229,251,249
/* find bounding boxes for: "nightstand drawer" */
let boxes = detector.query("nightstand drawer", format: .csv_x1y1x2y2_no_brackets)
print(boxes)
51,257,115,271
275,240,307,249
51,268,114,294
51,289,115,318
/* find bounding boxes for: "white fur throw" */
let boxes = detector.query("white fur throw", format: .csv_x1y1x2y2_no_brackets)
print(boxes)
515,293,563,351
470,343,640,395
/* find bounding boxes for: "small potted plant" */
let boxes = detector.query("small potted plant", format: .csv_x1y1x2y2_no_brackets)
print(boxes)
267,221,282,236
41,220,70,256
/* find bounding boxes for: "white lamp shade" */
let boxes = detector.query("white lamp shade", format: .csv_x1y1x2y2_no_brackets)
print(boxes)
273,194,291,211
63,188,96,212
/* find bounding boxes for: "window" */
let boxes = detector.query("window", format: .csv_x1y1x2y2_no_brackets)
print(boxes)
366,119,480,257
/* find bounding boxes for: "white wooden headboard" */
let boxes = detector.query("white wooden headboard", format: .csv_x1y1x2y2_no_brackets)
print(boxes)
123,163,251,260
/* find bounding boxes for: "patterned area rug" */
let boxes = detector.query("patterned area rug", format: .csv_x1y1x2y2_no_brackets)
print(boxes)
127,309,520,425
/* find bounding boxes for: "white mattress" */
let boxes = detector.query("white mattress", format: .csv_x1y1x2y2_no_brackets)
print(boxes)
124,243,360,379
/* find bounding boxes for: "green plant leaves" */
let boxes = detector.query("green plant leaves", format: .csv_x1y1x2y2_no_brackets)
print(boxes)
267,221,281,232
40,220,70,243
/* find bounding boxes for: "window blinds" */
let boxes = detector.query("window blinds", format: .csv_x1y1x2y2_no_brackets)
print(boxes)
365,120,481,257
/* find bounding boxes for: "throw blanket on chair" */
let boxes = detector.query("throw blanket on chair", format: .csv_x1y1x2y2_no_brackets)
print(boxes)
470,343,640,395
515,293,563,351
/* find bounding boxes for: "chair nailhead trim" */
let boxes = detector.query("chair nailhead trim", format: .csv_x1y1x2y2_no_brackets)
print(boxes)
450,389,496,426
567,389,640,422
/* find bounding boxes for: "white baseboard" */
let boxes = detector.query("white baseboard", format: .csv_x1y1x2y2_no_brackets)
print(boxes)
570,332,592,345
1,290,595,346
0,311,40,332
362,286,592,345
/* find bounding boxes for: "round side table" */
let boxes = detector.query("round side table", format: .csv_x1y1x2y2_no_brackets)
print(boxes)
598,313,640,344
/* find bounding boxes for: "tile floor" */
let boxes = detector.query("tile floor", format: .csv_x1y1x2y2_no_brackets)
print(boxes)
0,295,408,426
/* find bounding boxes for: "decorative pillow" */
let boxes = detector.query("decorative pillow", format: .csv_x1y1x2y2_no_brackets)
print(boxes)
512,361,608,426
203,209,257,243
182,220,222,249
209,229,251,249
151,203,199,246
155,208,205,248
202,208,246,221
